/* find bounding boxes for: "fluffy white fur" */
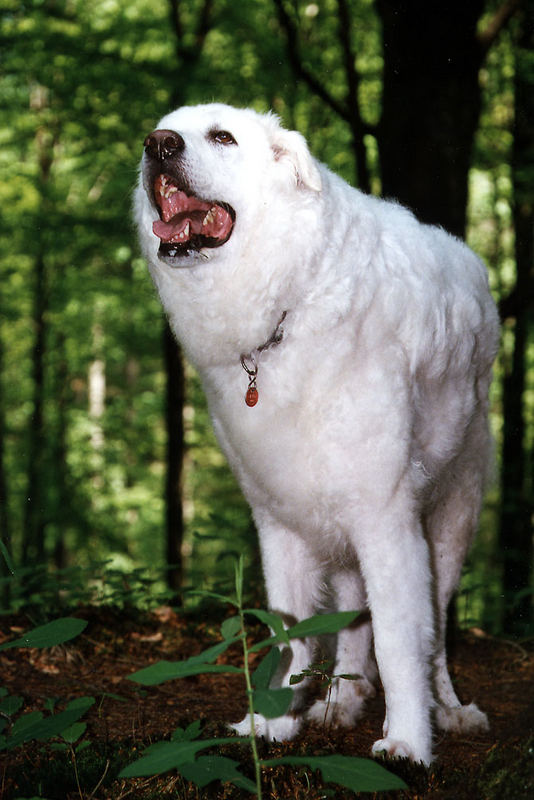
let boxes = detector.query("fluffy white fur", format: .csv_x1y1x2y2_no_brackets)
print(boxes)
135,103,499,765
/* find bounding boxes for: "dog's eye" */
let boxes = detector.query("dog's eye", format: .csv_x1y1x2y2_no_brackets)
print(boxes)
210,130,237,146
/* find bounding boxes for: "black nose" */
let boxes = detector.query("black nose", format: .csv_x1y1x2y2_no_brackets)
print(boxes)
144,129,185,161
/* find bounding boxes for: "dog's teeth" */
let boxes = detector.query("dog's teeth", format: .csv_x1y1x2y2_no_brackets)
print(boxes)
181,222,190,239
203,209,216,226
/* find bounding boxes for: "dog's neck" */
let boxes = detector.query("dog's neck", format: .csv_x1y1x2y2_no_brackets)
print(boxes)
240,311,288,407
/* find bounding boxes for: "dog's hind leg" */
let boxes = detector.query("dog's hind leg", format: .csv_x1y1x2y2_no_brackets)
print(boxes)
426,427,490,735
230,514,324,742
306,567,376,729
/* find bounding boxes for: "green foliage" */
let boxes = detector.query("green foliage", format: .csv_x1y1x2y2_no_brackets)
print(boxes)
0,555,181,614
123,557,406,797
0,0,376,603
263,754,408,793
0,617,92,754
0,696,95,751
0,616,86,652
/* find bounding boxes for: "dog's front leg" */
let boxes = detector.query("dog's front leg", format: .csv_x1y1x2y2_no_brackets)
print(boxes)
230,513,324,742
355,499,435,766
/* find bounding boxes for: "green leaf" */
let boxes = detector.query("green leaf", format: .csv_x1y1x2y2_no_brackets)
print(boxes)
65,697,94,713
261,755,408,792
289,673,306,685
244,609,290,646
0,618,87,652
249,610,359,653
60,722,86,744
128,660,242,686
119,736,249,778
252,648,281,690
0,695,23,716
234,556,244,607
9,711,44,738
253,687,293,719
221,616,242,640
179,755,257,792
171,719,203,742
128,635,244,685
0,539,15,575
49,742,69,752
287,611,360,639
3,697,95,750
120,741,201,777
187,637,242,665
186,589,238,607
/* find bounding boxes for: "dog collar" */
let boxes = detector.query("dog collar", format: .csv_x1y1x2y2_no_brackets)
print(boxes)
240,311,287,407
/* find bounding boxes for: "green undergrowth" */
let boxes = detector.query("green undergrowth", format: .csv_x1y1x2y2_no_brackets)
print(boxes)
0,600,532,798
0,562,409,799
120,556,407,797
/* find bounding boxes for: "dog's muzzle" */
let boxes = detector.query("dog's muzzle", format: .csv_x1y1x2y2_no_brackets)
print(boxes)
143,129,235,265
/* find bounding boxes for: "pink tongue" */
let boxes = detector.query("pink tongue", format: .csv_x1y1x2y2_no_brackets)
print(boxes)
153,175,233,244
153,205,234,243
153,210,206,243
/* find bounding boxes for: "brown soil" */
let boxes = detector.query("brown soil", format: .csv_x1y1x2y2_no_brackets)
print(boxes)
0,606,532,799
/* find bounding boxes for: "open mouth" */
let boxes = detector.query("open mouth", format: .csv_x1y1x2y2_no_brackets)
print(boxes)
151,174,235,262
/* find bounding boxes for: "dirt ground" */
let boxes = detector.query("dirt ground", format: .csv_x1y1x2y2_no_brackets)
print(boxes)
1,606,533,799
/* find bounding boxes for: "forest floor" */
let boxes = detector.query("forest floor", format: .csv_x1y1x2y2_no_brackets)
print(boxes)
0,605,533,799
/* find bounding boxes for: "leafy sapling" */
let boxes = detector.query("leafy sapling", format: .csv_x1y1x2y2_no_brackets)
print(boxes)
124,557,407,797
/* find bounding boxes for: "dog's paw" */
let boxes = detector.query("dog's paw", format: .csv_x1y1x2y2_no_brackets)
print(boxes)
435,702,489,734
306,699,354,728
306,696,366,728
229,712,302,742
306,676,374,729
372,737,432,766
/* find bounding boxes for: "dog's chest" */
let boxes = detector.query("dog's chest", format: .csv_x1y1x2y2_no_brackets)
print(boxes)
206,372,356,536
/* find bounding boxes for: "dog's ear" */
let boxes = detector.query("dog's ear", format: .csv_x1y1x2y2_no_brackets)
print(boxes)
271,128,322,193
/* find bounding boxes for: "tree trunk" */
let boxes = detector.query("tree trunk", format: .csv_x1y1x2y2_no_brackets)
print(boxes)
164,323,185,596
0,322,11,605
22,249,47,565
52,331,69,570
157,0,214,595
375,0,485,237
499,0,534,635
500,314,530,633
22,86,56,566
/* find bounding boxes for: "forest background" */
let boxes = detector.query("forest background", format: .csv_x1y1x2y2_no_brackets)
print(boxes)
1,0,533,638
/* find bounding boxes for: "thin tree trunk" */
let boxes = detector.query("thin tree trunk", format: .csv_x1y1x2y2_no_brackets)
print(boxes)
23,249,47,564
158,0,214,595
22,86,56,566
164,323,185,596
0,322,11,606
52,331,69,570
499,314,529,633
499,0,534,634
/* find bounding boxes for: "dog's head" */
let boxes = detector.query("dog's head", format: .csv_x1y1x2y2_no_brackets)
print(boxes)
137,104,322,268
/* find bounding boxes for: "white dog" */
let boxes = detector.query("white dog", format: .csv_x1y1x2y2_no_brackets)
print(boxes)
135,104,499,765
